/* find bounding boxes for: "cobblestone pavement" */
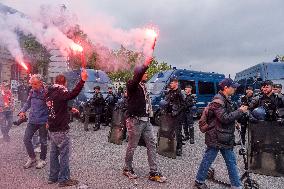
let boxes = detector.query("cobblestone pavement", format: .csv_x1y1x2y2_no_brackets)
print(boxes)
0,119,283,189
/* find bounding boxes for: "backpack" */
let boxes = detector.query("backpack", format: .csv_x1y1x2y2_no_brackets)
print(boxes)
198,98,224,133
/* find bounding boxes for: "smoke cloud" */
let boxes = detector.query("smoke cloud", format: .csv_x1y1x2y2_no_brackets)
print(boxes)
0,3,157,72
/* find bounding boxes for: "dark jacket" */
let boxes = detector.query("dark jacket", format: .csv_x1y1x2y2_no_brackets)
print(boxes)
46,80,85,132
205,92,243,149
164,89,185,117
127,65,148,117
17,84,30,102
89,92,105,114
21,88,48,124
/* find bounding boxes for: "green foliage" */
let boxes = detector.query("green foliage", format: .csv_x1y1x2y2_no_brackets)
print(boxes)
146,60,171,79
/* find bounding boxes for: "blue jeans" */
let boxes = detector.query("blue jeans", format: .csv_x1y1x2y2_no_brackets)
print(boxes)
49,131,71,183
196,147,242,188
0,111,13,138
23,123,48,160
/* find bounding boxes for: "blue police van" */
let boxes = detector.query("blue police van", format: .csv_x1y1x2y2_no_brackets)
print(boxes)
63,69,112,120
235,62,284,94
146,68,225,125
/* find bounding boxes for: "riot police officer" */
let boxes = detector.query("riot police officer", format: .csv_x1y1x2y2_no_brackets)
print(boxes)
250,80,284,120
164,77,185,156
273,83,283,96
104,87,118,126
183,85,196,144
84,86,105,131
238,86,254,145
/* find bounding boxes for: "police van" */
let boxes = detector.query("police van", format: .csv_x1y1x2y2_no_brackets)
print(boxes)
63,69,113,121
147,68,225,125
235,62,284,94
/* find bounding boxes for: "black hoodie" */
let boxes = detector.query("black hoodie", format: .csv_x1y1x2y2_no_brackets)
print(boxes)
46,80,85,132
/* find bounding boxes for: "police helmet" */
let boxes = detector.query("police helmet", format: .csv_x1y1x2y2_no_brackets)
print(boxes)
251,107,266,121
159,100,168,110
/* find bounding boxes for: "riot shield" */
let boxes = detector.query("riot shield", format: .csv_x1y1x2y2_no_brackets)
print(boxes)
108,108,126,145
157,113,177,159
248,121,284,177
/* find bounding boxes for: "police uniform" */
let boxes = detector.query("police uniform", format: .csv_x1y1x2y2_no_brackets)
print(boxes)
164,87,185,156
183,93,195,143
238,94,253,145
84,87,105,131
104,91,117,126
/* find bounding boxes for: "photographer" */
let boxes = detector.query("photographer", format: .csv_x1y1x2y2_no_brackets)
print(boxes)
194,78,248,189
19,74,49,169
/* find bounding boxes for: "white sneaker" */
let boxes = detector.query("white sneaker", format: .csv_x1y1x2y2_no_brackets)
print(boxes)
34,146,41,153
36,159,47,169
23,158,36,169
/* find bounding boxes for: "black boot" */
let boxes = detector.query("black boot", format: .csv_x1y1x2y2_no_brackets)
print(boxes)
176,148,182,156
189,127,195,144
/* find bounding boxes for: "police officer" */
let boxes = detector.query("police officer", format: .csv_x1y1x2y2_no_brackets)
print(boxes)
84,86,105,131
164,77,185,156
249,80,284,173
17,80,30,108
104,86,118,126
250,80,284,120
273,83,283,96
238,86,254,145
183,85,195,144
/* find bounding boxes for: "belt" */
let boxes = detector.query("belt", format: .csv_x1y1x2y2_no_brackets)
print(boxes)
134,116,149,122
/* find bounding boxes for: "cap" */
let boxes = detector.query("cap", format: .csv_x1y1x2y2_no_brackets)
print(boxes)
261,80,273,87
94,86,100,90
219,78,240,89
246,86,253,90
170,76,178,82
273,83,282,89
185,84,192,89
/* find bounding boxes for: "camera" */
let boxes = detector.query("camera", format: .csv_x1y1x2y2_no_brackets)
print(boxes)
13,117,28,126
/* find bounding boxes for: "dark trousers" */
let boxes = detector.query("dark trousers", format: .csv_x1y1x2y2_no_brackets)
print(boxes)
240,122,248,145
183,111,194,138
0,111,13,138
23,123,48,160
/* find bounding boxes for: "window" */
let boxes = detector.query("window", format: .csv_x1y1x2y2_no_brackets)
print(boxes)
179,80,196,94
198,81,214,95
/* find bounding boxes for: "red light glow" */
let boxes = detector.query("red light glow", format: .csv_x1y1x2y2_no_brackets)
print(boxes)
70,42,83,52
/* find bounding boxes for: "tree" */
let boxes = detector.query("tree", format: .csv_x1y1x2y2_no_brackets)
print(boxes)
20,35,50,76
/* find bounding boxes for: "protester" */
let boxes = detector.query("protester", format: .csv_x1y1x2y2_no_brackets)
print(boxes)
46,70,87,187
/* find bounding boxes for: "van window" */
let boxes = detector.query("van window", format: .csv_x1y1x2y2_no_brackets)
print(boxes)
179,80,196,94
198,81,214,95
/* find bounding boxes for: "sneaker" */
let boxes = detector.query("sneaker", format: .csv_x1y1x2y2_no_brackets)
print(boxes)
48,179,57,184
194,181,209,189
149,172,167,183
58,179,79,187
183,135,190,141
23,158,36,169
36,159,47,169
123,169,138,179
190,138,195,144
93,126,100,131
34,146,41,153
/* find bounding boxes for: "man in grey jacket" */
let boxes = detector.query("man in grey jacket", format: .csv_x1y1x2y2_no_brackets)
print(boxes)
194,78,248,189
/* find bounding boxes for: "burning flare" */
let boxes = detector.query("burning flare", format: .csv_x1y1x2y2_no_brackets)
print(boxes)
19,61,28,71
70,42,83,52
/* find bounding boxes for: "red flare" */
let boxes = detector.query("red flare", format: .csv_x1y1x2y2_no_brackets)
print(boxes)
70,42,83,52
19,61,28,71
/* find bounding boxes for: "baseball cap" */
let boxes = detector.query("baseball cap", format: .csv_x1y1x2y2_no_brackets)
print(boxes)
219,78,240,89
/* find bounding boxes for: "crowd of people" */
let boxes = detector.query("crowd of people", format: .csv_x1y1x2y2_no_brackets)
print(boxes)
0,56,284,188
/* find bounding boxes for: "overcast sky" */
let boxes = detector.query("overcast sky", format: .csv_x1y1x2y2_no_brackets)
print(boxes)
2,0,284,77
